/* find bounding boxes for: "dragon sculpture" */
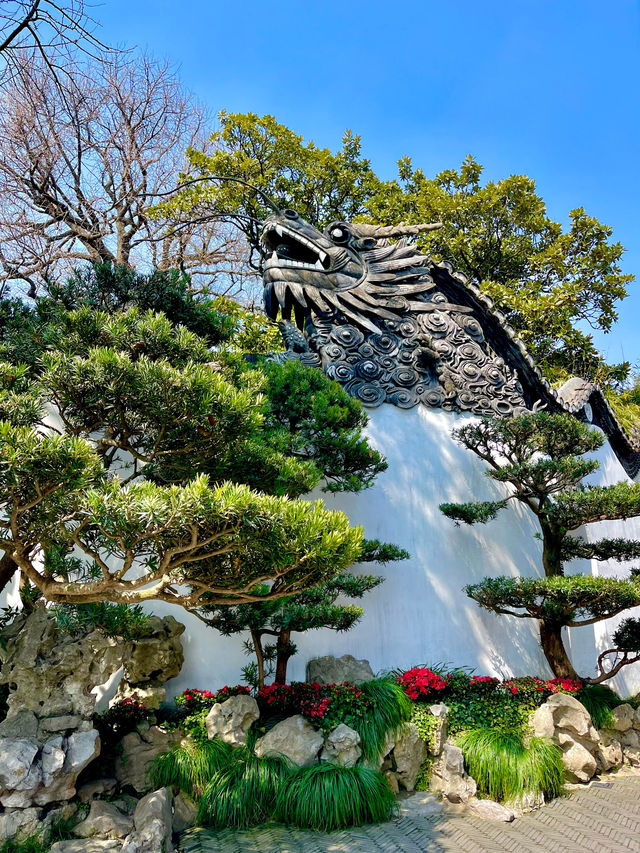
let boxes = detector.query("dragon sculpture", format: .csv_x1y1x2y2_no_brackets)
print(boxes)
259,208,640,477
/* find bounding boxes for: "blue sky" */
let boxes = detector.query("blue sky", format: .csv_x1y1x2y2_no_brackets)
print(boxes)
96,0,640,367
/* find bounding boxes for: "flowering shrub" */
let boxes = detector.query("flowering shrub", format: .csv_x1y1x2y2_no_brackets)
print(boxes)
397,667,449,701
258,682,369,736
175,685,250,712
96,698,153,739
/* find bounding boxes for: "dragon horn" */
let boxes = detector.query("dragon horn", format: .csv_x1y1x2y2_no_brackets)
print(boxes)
350,221,443,239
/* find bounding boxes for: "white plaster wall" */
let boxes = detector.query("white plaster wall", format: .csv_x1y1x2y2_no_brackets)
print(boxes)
4,404,640,698
157,405,640,699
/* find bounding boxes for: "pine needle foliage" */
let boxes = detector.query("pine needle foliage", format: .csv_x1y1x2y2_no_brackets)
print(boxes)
355,677,412,762
197,748,293,829
458,728,564,803
149,738,232,798
274,763,398,831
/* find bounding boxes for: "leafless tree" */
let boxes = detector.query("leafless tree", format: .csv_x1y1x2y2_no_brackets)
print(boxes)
0,1,111,86
0,52,252,297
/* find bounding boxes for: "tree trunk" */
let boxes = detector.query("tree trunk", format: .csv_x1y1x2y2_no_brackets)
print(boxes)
0,552,18,596
541,525,564,577
274,629,294,685
539,620,580,679
250,630,265,688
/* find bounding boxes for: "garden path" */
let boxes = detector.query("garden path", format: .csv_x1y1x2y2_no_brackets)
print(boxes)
180,772,640,853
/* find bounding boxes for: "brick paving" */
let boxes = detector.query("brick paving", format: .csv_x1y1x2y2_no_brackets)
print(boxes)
179,773,640,853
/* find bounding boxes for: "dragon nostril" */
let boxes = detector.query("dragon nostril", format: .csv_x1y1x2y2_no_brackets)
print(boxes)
283,209,298,219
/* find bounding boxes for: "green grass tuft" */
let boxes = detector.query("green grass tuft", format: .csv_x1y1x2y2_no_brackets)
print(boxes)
274,763,398,831
459,728,564,803
354,676,412,762
149,737,232,798
576,684,624,729
197,748,293,829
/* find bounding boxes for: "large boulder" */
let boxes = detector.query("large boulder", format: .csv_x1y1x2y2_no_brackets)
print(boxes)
121,787,174,853
397,791,445,818
430,744,477,804
0,607,125,720
532,694,601,783
115,725,182,794
254,715,323,767
611,703,635,733
0,807,41,842
73,800,134,839
320,724,361,767
205,695,260,747
306,654,374,685
114,616,185,710
392,723,427,792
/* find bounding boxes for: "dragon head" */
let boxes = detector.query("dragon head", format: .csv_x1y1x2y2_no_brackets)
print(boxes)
261,210,442,333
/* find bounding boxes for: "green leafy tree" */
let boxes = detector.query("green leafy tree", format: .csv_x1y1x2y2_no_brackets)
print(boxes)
163,114,633,396
153,111,383,267
0,297,392,609
201,539,407,687
368,155,633,386
440,412,640,683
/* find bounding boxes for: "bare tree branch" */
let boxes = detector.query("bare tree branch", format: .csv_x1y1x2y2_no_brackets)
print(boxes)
0,52,254,298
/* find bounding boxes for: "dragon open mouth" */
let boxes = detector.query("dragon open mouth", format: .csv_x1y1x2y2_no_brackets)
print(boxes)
261,222,330,272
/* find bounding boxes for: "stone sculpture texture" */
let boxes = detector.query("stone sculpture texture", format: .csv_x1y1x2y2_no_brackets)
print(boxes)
260,210,640,476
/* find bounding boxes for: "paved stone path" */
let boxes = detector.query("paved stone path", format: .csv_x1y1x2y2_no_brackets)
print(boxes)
180,773,640,853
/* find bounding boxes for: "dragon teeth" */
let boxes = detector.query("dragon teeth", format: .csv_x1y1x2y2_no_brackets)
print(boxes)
314,259,323,269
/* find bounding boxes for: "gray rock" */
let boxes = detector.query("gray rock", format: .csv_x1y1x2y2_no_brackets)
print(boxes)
0,711,39,740
77,777,118,803
611,703,635,732
0,737,38,789
533,695,600,784
546,694,594,738
320,723,361,767
634,706,640,731
428,704,449,756
50,842,121,853
384,770,399,794
431,744,477,804
173,792,198,833
467,798,516,821
41,736,66,785
120,787,174,853
254,715,323,767
74,800,134,839
0,807,40,842
205,695,259,747
0,608,125,719
596,738,623,773
397,791,445,818
393,723,427,792
306,654,374,685
114,725,181,794
39,716,83,737
504,791,545,814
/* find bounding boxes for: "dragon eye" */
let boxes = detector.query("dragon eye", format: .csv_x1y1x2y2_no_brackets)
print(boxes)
329,224,350,243
283,209,298,219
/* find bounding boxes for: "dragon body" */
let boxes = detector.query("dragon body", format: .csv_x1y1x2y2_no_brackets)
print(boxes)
260,209,640,476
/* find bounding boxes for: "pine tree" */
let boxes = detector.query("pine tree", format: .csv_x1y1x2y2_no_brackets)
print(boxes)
440,412,640,682
201,541,407,686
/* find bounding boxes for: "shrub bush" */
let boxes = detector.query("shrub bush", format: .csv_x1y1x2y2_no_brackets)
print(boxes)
458,728,564,802
274,763,398,831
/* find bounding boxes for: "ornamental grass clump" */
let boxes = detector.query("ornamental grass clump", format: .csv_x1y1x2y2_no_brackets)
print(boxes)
458,728,564,803
275,763,398,831
149,738,232,799
197,748,293,829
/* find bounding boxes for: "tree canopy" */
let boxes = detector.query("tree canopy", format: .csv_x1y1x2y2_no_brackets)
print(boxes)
0,273,390,611
440,412,640,682
159,112,634,396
